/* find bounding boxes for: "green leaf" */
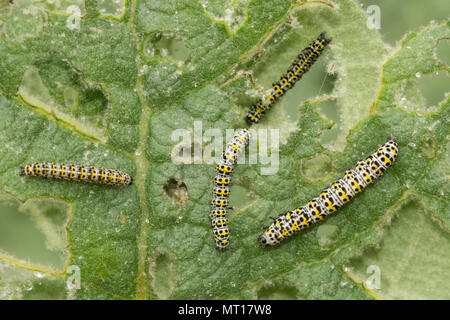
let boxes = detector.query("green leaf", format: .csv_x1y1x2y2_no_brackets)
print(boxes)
0,0,448,300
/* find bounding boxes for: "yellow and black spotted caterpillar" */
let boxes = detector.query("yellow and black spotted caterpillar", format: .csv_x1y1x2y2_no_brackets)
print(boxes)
258,137,399,247
247,32,332,124
210,129,251,250
20,162,133,186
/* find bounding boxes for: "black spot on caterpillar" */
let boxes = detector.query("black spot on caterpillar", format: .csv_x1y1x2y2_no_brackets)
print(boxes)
210,129,251,250
20,162,132,186
247,32,332,124
258,137,399,247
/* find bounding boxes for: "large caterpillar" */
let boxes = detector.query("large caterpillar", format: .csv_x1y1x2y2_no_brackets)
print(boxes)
210,129,251,250
20,162,133,186
258,137,399,247
247,32,332,124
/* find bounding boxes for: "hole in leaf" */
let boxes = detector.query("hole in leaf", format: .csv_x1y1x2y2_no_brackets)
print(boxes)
63,86,78,110
395,70,450,114
163,178,189,205
98,0,126,19
0,194,71,271
148,251,176,300
0,260,67,300
143,31,191,67
416,71,450,110
421,135,437,159
316,224,339,248
221,74,256,111
436,38,450,66
199,0,250,34
32,0,86,16
256,281,300,300
299,153,334,183
26,54,108,115
18,54,110,140
358,0,449,46
317,99,341,150
346,198,450,299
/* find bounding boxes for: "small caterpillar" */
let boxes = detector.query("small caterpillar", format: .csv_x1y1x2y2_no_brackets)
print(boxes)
258,137,399,247
20,162,133,186
247,32,332,124
210,129,251,250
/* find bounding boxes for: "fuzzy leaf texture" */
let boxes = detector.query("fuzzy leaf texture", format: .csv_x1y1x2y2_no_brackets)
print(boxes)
0,0,449,300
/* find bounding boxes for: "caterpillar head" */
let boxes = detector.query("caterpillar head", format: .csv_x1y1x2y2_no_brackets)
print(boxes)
123,173,133,186
258,226,283,247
